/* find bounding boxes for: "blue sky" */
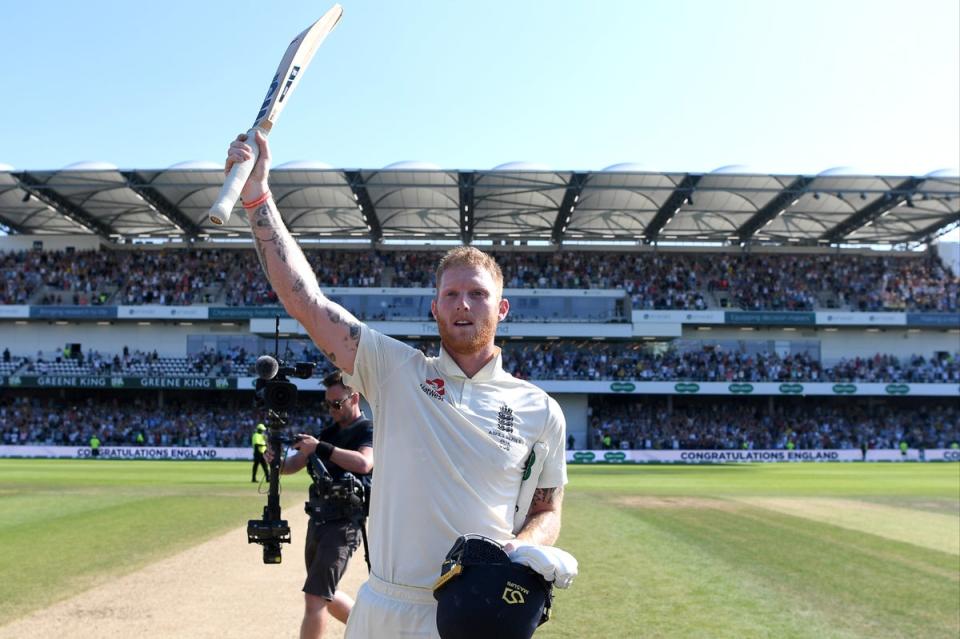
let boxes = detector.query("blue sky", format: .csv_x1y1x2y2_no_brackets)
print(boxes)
1,0,958,175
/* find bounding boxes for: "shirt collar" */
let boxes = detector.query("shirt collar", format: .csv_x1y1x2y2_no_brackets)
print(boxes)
337,414,366,430
437,345,504,382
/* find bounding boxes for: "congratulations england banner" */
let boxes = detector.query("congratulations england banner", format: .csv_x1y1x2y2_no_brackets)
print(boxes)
566,449,960,463
0,445,250,460
1,446,957,462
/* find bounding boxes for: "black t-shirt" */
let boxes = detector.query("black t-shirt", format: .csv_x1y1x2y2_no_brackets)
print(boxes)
307,416,373,491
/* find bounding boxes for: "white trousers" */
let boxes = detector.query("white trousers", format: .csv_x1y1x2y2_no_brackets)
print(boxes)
344,573,441,639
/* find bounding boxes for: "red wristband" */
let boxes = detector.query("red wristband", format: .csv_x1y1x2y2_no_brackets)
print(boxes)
241,191,272,209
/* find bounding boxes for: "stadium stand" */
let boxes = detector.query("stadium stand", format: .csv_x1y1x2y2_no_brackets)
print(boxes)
2,332,958,450
2,247,958,312
2,342,957,384
2,393,956,451
0,393,326,448
587,397,959,451
1,164,957,457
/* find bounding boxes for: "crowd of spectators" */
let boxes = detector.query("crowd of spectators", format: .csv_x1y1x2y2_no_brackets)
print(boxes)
589,398,960,450
2,393,956,451
832,254,958,312
67,347,163,375
1,247,956,312
0,394,330,448
0,249,47,304
499,342,960,383
4,342,958,384
113,249,232,305
0,248,230,306
31,249,116,305
707,254,820,310
223,250,385,305
827,353,960,383
352,340,960,384
7,346,219,376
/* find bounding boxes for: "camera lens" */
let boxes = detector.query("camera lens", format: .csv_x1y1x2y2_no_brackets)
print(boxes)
264,381,298,411
263,544,282,564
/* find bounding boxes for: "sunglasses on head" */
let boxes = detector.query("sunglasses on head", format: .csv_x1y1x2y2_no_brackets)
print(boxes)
323,396,351,411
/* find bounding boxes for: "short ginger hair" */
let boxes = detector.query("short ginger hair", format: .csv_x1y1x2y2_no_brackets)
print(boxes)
435,246,504,297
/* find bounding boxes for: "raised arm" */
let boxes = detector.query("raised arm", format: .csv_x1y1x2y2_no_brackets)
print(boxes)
227,131,361,374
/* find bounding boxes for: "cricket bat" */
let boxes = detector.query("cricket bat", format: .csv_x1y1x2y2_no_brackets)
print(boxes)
208,5,343,225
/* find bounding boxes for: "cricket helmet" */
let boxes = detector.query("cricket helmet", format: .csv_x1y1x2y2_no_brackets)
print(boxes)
433,535,552,639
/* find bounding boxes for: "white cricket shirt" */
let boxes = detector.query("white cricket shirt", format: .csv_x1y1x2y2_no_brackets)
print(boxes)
343,324,567,590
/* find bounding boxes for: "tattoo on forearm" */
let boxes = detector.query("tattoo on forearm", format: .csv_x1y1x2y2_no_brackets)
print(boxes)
532,487,558,507
253,239,270,280
254,204,273,227
520,489,563,545
249,202,360,358
260,231,287,264
252,204,289,265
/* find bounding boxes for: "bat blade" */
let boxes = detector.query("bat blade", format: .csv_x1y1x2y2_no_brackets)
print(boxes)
209,4,343,225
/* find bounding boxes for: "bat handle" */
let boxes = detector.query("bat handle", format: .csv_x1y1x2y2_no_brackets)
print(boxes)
208,127,262,225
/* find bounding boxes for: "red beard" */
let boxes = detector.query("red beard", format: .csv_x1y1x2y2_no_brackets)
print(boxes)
436,313,498,357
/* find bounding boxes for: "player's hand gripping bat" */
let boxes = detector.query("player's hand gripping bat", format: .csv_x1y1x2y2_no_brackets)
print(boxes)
209,5,343,225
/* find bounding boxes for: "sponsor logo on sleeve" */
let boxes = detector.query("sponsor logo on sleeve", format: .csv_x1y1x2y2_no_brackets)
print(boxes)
419,377,445,401
521,450,536,480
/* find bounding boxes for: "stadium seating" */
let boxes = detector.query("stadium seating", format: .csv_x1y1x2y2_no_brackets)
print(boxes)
2,245,957,453
0,395,328,448
3,343,956,384
3,394,955,450
2,248,957,312
588,397,959,450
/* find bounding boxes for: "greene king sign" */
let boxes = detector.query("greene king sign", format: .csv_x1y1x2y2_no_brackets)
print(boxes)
0,375,235,390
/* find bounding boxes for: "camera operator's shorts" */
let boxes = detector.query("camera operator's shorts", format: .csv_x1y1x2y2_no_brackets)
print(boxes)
303,519,362,600
345,573,440,639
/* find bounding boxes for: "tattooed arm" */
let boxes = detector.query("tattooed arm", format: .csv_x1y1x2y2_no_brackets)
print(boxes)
515,486,563,546
227,131,362,374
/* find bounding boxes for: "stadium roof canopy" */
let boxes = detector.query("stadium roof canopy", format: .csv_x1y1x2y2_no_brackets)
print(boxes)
1,165,957,247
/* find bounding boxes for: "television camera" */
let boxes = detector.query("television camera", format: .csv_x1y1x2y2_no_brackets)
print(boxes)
246,319,317,564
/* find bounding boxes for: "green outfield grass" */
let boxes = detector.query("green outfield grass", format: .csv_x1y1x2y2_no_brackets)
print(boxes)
0,459,312,624
1,460,958,638
545,464,960,639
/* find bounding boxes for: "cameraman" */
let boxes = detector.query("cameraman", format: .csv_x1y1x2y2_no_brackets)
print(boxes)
269,370,373,639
